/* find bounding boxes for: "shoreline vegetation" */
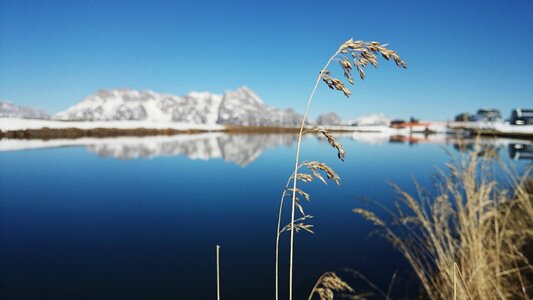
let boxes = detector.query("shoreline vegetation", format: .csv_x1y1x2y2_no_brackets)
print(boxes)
0,125,364,139
354,148,533,299
2,124,533,140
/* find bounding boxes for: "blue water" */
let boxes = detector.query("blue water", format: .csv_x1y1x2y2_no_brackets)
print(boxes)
0,134,530,299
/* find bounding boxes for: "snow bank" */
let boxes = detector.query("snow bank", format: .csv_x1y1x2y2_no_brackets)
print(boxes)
0,118,225,131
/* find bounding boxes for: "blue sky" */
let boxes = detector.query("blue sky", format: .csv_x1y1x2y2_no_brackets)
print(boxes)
1,0,532,120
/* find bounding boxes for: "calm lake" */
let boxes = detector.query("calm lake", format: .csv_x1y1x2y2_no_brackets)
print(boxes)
1,133,531,299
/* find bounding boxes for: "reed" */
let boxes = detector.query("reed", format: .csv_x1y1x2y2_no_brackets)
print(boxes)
354,146,533,299
216,245,221,300
275,38,407,300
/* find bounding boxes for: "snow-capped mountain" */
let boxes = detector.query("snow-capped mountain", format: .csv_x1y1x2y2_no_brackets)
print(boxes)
0,101,49,119
54,87,303,126
53,89,221,123
351,113,391,126
217,88,302,126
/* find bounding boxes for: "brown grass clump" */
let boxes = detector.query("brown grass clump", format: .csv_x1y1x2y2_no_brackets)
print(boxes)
354,147,533,299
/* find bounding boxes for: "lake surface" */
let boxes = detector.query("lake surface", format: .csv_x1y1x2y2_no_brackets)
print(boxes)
1,133,531,299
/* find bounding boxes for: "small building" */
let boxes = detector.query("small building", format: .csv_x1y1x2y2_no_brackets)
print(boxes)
510,108,533,125
454,113,474,122
390,119,406,128
473,109,502,122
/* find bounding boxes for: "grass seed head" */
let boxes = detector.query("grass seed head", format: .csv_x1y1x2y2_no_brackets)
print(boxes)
310,272,355,300
325,38,407,97
320,130,345,161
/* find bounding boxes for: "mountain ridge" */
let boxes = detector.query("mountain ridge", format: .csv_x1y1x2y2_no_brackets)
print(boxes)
0,101,49,119
52,86,304,127
2,88,396,127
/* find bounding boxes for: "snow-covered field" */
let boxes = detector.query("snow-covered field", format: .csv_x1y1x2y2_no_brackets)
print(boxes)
0,118,225,131
4,118,531,137
0,118,382,133
493,123,533,135
449,121,533,135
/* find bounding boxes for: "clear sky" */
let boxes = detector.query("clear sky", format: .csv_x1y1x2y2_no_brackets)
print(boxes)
1,0,532,120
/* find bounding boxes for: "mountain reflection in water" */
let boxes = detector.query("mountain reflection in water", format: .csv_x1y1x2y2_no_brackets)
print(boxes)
87,134,298,166
1,133,532,165
0,134,299,167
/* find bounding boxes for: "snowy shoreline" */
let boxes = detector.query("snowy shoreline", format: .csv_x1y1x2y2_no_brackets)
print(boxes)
2,118,532,140
0,118,225,131
0,117,368,135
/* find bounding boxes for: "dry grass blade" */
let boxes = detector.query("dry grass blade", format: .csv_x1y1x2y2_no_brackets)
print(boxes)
320,129,345,161
297,173,314,183
281,215,315,234
288,187,311,202
304,161,341,185
353,208,385,227
386,271,398,300
294,197,305,216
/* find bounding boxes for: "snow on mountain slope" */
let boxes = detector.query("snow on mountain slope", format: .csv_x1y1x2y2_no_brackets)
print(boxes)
0,101,49,119
217,86,303,126
53,86,301,126
54,89,180,122
175,91,222,124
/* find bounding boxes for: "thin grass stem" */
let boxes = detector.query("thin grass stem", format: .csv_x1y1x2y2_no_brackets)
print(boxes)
288,49,341,300
216,245,221,300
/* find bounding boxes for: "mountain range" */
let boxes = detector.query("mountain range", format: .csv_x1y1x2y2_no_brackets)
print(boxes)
1,87,391,127
52,86,305,126
0,101,49,119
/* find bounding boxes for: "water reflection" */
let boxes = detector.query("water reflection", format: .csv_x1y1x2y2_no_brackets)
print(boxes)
509,143,533,160
0,131,531,299
0,134,298,167
351,132,533,161
1,132,532,165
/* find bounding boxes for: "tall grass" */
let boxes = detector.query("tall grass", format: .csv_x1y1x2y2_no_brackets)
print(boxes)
354,146,533,299
275,38,407,300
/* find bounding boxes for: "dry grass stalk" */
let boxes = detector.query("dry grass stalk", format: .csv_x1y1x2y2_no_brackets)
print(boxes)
216,245,221,300
275,162,342,299
276,38,406,300
307,272,355,300
353,147,533,299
